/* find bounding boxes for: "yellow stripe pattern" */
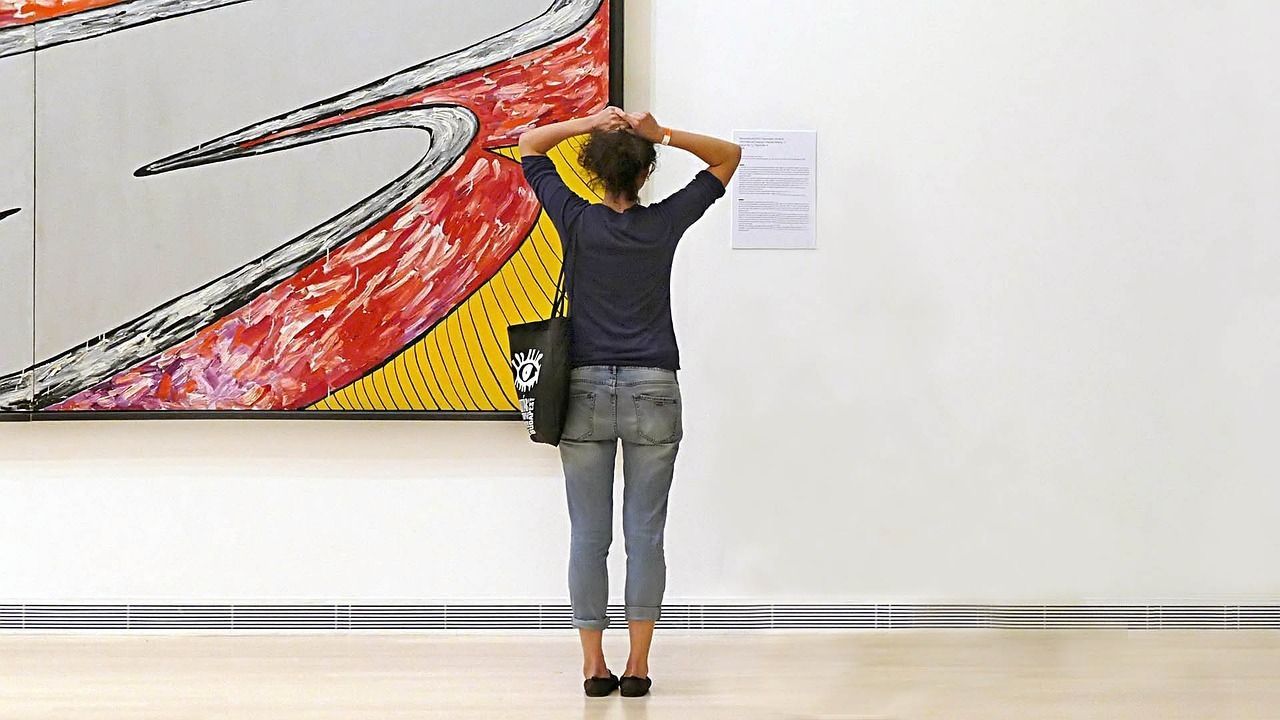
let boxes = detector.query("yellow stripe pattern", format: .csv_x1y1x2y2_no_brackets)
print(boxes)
307,136,598,412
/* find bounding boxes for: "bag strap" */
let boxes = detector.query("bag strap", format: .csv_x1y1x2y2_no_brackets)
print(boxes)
549,231,577,319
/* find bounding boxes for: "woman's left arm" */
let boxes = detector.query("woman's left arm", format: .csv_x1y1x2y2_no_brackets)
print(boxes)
518,106,629,157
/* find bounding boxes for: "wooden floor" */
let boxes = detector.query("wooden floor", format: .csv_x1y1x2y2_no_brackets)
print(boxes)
1,631,1277,719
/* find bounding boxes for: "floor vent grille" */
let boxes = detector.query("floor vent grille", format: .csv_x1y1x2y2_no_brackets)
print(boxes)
1,604,1277,631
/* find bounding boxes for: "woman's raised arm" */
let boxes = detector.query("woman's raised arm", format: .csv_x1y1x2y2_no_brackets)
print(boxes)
518,106,630,157
624,112,742,187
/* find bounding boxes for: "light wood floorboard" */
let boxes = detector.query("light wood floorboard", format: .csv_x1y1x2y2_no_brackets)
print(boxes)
1,631,1277,719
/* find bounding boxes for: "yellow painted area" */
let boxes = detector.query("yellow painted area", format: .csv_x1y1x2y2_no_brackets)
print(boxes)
308,136,598,412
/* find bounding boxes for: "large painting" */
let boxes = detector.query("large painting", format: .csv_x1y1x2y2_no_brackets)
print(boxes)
0,0,620,419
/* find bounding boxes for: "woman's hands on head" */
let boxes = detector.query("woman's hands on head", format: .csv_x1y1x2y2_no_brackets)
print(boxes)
584,106,663,142
519,106,631,157
549,107,739,186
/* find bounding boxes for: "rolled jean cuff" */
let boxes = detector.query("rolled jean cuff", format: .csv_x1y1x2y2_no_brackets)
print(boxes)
626,605,662,622
572,616,610,630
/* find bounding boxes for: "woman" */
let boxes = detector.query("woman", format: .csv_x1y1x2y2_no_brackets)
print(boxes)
518,107,741,697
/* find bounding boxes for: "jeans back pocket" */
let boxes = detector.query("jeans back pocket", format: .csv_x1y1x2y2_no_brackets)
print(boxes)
561,391,596,441
633,392,682,444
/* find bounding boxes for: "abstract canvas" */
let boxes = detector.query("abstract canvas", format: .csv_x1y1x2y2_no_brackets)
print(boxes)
0,0,620,419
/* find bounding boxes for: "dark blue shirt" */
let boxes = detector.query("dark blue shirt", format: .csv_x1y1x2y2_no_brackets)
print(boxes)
521,153,726,370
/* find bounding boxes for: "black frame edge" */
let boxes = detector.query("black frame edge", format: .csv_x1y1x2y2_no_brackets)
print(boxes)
610,0,624,106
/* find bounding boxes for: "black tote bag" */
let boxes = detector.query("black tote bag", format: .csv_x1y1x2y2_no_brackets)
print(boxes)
507,235,576,445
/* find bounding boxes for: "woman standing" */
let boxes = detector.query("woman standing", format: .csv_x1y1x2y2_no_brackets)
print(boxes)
518,107,741,697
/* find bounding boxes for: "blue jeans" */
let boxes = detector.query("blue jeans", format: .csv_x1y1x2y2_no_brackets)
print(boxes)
559,365,683,630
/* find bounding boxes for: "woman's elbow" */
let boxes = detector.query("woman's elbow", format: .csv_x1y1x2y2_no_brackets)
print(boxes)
718,143,743,174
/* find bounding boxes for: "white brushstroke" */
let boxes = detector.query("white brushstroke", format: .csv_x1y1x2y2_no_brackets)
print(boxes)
0,106,478,410
0,0,251,59
138,0,602,175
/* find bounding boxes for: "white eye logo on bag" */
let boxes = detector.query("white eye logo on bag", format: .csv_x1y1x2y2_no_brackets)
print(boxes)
511,350,544,393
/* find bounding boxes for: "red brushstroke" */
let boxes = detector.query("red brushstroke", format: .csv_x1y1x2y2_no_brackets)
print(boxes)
0,0,126,28
51,1,610,411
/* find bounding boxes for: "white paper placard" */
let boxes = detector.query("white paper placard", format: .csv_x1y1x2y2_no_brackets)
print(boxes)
731,130,818,249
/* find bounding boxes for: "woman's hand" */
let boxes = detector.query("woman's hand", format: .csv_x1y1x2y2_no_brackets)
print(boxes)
589,106,629,132
624,111,665,144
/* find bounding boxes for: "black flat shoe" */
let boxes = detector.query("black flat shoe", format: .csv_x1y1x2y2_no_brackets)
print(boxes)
619,674,652,697
583,671,619,697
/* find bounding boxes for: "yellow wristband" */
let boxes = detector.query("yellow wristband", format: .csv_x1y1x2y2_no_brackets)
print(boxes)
660,128,672,146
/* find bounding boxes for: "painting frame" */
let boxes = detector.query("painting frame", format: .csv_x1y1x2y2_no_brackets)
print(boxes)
1,0,624,423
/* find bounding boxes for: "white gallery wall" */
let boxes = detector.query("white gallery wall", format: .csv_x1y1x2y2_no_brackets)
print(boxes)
1,0,1277,604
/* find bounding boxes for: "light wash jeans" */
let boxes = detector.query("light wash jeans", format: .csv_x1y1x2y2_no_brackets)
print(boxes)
559,365,683,630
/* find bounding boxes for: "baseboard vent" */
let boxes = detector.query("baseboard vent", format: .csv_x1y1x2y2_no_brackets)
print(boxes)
2,604,1278,631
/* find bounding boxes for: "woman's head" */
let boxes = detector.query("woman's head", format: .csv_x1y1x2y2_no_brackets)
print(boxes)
579,129,656,203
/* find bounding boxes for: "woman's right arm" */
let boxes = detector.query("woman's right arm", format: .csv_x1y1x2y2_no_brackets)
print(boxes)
625,112,742,187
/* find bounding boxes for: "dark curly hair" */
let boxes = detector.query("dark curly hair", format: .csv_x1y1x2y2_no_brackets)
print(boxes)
579,129,656,203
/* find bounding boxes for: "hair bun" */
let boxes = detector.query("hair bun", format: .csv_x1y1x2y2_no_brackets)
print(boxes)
578,129,657,203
